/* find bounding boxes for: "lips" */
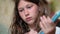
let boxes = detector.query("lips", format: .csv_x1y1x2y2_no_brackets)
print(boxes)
26,17,32,21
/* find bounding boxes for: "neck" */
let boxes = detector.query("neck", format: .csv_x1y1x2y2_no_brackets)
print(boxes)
28,16,40,31
28,23,36,30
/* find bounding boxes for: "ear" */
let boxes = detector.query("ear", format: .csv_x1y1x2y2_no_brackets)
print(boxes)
38,6,44,12
38,7,44,16
43,7,49,16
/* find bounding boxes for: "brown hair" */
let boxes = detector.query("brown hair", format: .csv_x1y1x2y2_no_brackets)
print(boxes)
10,0,50,34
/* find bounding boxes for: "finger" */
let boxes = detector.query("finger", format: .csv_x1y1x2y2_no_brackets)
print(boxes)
42,16,51,28
47,16,53,23
40,17,47,29
43,16,54,28
42,15,49,26
47,16,56,27
47,16,55,26
43,15,47,22
40,22,45,31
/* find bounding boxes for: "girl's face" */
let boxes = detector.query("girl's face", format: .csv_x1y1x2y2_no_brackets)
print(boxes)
18,0,39,25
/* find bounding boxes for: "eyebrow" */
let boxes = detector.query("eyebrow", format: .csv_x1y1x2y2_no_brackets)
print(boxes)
18,7,24,10
26,4,33,6
18,3,33,9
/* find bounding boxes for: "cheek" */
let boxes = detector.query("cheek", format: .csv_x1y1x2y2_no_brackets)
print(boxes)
31,5,39,13
29,8,39,21
19,12,25,20
30,6,39,16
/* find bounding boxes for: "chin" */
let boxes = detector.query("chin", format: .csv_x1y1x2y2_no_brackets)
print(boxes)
26,20,35,25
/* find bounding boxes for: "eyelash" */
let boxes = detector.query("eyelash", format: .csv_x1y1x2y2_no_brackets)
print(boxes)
19,5,33,12
19,9,24,12
27,5,32,9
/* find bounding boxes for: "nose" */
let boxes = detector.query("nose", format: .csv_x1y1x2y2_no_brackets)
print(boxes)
24,9,29,16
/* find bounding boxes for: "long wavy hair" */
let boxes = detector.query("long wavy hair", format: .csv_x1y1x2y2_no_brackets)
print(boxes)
10,0,50,34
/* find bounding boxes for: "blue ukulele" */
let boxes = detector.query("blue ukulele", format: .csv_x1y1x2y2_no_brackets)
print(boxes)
38,10,60,34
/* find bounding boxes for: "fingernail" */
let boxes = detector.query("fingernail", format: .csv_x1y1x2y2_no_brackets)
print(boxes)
40,17,42,19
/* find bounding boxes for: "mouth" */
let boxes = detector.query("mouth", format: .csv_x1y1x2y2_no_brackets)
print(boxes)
26,17,32,21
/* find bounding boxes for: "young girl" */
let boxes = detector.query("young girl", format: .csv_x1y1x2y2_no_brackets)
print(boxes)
10,0,59,34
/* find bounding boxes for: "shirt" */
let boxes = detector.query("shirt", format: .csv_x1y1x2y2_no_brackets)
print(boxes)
38,27,60,34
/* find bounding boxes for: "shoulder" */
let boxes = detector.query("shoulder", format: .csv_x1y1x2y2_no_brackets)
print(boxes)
55,27,60,34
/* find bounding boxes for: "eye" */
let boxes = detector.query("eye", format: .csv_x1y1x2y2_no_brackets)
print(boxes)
19,8,24,12
27,5,33,9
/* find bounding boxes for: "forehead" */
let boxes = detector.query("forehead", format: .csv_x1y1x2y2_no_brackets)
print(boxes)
19,0,31,5
18,0,34,8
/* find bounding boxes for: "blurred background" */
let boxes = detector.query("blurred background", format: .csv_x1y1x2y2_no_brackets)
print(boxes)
0,0,60,34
